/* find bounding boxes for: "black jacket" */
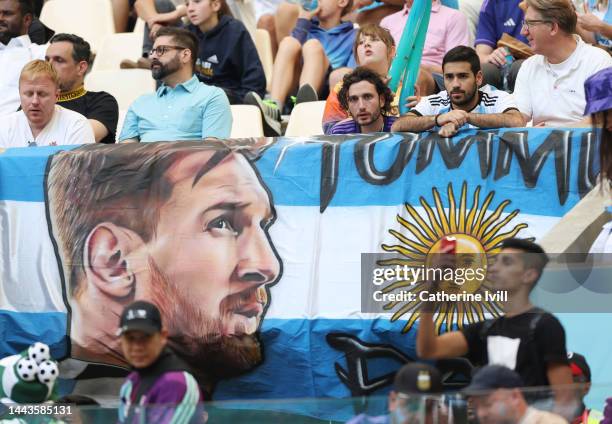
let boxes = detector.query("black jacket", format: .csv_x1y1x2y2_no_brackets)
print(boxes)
188,16,266,101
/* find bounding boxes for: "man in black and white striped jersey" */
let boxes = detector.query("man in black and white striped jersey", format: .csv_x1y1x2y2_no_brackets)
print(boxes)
391,45,525,137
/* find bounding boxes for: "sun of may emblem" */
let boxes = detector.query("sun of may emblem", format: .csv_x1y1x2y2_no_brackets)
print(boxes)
378,182,528,334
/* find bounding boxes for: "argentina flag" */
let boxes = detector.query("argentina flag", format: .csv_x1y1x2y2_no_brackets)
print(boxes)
0,129,609,420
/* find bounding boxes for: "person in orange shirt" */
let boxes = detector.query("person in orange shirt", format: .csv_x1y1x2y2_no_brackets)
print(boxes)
322,23,437,133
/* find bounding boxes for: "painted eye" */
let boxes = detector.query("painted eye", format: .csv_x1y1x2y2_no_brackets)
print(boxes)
207,216,237,235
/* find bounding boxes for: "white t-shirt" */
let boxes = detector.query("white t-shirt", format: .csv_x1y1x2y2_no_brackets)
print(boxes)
0,35,47,117
514,36,612,127
411,84,518,129
0,106,95,148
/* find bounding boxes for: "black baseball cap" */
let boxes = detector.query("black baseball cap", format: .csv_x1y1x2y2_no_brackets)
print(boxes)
394,363,443,395
117,301,163,336
462,365,524,396
568,352,591,382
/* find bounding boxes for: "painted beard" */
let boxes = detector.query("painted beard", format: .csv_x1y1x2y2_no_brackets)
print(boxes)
147,258,264,382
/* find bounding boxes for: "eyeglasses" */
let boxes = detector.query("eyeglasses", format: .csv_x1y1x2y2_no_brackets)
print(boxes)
148,45,187,57
521,19,552,30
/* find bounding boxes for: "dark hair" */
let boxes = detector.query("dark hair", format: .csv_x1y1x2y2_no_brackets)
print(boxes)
500,238,549,281
596,112,611,187
214,0,232,17
342,0,354,17
49,33,92,66
154,27,198,69
442,45,481,75
16,0,34,16
338,67,394,115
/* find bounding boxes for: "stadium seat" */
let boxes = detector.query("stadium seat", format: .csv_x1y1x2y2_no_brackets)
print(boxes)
230,105,264,138
254,29,273,92
284,101,326,137
91,32,143,72
85,70,155,111
39,0,115,52
133,18,146,36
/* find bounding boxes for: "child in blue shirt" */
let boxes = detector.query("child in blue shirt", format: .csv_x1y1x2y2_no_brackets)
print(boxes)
262,0,356,111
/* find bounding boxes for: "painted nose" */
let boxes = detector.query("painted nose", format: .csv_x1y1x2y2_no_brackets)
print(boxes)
236,227,280,285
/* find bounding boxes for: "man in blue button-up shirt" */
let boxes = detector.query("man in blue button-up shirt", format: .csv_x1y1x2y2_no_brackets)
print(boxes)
119,27,232,143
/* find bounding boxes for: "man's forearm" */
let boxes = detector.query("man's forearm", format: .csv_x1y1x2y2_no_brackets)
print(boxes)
467,111,525,129
416,312,437,358
392,114,437,132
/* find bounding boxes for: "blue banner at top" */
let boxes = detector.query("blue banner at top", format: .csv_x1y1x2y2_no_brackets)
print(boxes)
0,129,597,217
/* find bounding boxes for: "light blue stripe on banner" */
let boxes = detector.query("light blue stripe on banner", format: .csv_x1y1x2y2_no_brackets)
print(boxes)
0,310,67,359
0,145,78,202
0,130,595,216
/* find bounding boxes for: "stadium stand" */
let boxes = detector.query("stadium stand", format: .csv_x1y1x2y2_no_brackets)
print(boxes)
254,28,274,92
91,33,143,72
230,105,265,137
39,0,115,52
85,69,156,111
285,101,326,136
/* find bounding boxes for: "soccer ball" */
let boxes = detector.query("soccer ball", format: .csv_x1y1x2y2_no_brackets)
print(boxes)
36,360,58,384
28,342,50,365
15,357,38,382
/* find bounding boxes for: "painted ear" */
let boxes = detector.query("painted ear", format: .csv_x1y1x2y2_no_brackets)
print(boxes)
84,223,142,299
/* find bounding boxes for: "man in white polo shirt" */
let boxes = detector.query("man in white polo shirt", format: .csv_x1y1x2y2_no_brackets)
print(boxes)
514,0,611,127
0,60,94,148
0,0,47,116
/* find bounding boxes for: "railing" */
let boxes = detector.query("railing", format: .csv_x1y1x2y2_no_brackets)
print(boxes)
2,383,611,423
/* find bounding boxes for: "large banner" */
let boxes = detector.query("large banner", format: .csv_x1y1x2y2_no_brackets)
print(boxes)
0,129,607,419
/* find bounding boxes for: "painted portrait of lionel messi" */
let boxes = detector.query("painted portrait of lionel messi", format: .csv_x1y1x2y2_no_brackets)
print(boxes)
45,141,282,391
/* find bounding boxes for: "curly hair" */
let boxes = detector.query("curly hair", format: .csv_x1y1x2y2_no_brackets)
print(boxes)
598,114,611,187
338,67,394,115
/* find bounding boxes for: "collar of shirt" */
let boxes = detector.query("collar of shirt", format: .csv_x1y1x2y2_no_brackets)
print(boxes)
156,75,199,97
403,0,440,16
542,35,585,76
0,34,32,50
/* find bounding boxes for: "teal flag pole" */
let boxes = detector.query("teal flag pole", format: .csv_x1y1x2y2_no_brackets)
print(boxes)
387,0,432,115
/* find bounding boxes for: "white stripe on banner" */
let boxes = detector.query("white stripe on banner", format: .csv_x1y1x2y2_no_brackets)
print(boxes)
267,205,559,319
0,200,65,313
0,202,559,318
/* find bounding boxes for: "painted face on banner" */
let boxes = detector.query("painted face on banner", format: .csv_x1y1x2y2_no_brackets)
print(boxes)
143,152,281,378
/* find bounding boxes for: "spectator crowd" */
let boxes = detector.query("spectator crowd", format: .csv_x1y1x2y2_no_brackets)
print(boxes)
0,0,611,423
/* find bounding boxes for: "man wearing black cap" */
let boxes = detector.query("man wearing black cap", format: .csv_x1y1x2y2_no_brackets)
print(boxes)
347,363,445,424
464,365,566,424
567,352,602,424
117,300,204,424
416,238,574,412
